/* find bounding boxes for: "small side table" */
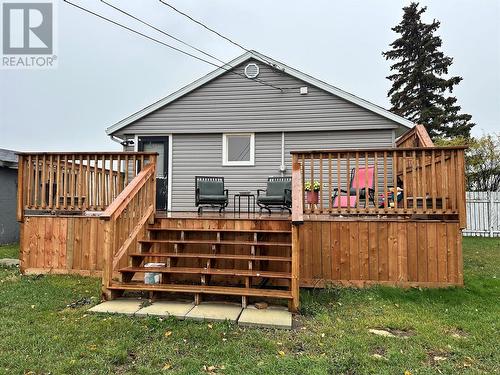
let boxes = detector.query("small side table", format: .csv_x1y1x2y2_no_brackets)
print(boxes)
233,192,255,214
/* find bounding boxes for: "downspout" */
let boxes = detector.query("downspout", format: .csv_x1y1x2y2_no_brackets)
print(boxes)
280,131,286,176
109,135,123,146
109,135,132,149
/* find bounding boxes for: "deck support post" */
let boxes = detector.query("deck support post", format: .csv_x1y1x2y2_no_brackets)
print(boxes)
289,224,300,313
194,293,202,305
101,219,119,300
290,156,304,313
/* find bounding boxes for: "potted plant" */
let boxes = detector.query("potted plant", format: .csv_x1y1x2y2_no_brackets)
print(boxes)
305,180,320,204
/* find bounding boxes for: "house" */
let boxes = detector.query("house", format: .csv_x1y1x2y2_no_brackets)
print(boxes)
0,148,19,244
106,51,413,212
15,52,466,312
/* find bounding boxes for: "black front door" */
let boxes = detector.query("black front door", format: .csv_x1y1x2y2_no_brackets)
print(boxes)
138,137,169,211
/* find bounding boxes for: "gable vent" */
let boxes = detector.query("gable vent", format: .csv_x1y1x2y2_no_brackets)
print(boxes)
244,63,260,79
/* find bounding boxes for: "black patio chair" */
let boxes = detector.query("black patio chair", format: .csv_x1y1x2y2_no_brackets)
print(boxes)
195,176,229,214
257,176,292,214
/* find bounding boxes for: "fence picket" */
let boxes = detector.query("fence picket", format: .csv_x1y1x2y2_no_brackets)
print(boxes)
464,191,500,237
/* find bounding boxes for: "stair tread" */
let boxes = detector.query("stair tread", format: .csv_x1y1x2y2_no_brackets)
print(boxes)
139,239,291,246
148,227,291,234
119,266,291,278
130,252,291,262
108,282,293,299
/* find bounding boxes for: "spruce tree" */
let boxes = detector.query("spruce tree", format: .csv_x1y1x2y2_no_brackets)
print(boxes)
383,2,474,139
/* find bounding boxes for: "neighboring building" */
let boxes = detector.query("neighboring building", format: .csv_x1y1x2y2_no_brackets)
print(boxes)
0,148,19,244
106,51,413,211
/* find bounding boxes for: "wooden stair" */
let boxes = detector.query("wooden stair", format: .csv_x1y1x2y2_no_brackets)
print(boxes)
119,266,292,279
109,218,294,309
108,283,293,299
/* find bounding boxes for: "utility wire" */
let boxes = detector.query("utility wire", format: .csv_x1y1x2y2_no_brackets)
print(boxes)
63,0,283,91
99,0,284,90
158,0,282,70
101,0,223,66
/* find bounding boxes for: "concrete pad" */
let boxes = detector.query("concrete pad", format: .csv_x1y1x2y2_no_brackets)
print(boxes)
185,302,243,322
88,299,143,315
135,301,194,319
0,258,19,267
238,305,292,329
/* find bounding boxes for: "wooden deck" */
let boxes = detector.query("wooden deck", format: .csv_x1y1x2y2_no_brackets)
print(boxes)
155,211,291,220
16,144,467,312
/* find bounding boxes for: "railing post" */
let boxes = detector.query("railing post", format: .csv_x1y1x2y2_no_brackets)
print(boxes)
290,154,303,312
151,154,157,214
291,155,304,224
456,149,467,228
101,218,116,300
16,155,24,222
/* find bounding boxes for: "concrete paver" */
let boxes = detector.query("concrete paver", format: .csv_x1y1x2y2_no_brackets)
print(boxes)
136,301,194,319
238,305,292,329
88,299,143,315
185,302,243,322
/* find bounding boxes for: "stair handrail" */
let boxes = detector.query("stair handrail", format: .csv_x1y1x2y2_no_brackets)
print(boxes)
100,163,156,220
100,161,157,299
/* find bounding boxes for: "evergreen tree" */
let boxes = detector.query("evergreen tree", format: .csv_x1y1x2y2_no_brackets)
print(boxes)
383,2,474,139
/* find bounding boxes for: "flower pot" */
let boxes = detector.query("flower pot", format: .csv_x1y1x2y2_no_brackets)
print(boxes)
306,191,319,204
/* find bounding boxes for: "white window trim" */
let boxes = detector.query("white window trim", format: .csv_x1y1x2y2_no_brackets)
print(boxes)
222,133,255,166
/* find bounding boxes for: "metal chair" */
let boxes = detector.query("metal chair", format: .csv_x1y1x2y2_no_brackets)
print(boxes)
195,176,229,214
257,176,292,214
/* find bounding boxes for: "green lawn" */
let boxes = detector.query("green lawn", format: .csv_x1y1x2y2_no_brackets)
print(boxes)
0,237,498,374
0,243,18,259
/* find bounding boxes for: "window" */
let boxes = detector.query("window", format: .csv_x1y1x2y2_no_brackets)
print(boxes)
222,133,255,166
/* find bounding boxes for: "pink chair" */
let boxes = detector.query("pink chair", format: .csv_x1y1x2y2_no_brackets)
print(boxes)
332,166,376,208
332,195,357,208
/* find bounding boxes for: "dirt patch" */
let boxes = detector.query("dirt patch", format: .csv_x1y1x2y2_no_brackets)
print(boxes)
427,349,450,366
66,297,95,309
370,347,388,360
369,327,414,338
385,327,414,338
371,347,386,356
448,328,468,339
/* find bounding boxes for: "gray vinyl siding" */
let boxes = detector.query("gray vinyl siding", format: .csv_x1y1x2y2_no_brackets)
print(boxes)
117,58,401,137
172,133,282,211
284,130,393,164
0,167,19,244
171,129,393,211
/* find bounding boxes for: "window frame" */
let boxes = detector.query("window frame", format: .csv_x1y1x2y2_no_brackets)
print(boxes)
222,132,255,166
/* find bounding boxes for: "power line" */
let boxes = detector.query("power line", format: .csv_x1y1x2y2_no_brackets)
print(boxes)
159,0,249,53
158,0,281,70
99,0,284,91
62,0,283,91
100,0,224,66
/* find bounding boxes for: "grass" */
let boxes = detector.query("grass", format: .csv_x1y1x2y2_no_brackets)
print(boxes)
0,237,498,374
0,243,18,259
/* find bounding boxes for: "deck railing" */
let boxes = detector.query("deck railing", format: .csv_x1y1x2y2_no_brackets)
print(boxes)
100,162,157,298
291,146,467,227
16,152,157,221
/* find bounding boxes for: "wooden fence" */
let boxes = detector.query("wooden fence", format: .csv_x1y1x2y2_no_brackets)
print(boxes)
464,191,500,237
299,219,463,287
291,147,467,227
16,152,157,221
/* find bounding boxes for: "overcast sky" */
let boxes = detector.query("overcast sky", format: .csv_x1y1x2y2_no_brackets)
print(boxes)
1,0,499,152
